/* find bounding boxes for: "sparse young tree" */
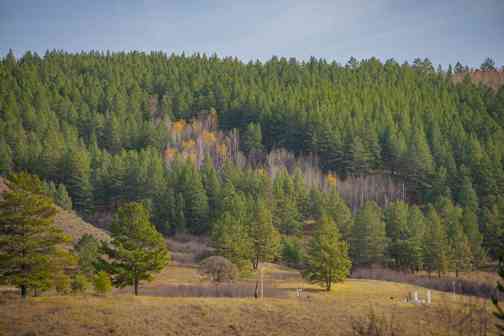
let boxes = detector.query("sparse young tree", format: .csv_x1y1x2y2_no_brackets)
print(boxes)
304,215,351,291
100,202,170,295
54,271,71,294
71,273,91,294
94,271,112,295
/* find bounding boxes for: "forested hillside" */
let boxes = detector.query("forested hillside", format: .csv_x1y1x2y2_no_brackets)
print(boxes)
1,50,504,272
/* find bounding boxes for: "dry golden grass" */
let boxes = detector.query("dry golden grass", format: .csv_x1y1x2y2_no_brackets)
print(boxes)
1,264,498,336
53,207,110,243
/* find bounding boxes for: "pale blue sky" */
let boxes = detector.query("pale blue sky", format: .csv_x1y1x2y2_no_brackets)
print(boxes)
1,0,503,67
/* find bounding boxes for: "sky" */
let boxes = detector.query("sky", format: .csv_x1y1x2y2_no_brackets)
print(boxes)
1,0,503,67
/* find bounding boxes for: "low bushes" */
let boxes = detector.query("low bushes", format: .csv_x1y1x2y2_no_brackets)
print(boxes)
351,267,500,300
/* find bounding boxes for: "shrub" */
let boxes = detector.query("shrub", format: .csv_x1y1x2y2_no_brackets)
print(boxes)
199,256,238,283
351,267,500,300
71,273,90,294
53,272,71,295
94,271,112,295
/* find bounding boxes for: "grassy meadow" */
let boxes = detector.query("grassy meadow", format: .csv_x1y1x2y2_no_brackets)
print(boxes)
1,262,497,336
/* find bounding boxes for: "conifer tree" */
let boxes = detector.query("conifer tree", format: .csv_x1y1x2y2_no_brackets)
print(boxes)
450,223,473,277
303,215,351,291
423,206,449,277
324,187,353,242
404,206,426,272
171,160,209,234
457,169,479,212
63,147,93,215
292,168,309,219
385,201,411,270
492,257,504,333
249,198,280,270
307,188,325,220
241,122,263,154
100,202,170,295
0,138,13,175
351,201,387,266
0,173,75,297
212,212,253,271
75,234,100,276
211,182,253,270
55,183,73,210
272,171,302,235
482,200,504,260
406,126,433,181
462,207,485,268
103,114,122,154
174,192,187,233
201,156,222,223
94,271,112,296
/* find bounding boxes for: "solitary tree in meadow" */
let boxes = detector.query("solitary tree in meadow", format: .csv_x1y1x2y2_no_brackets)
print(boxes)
303,215,351,291
100,202,170,295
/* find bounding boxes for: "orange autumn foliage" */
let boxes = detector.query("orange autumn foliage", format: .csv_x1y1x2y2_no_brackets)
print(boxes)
327,173,337,187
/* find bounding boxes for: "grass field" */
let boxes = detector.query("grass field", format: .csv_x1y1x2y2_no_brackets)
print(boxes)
1,264,497,336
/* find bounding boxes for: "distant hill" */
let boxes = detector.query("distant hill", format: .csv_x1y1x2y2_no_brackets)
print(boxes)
0,177,110,243
453,69,504,90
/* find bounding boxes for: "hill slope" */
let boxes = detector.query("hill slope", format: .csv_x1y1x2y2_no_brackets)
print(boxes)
0,177,110,243
453,69,504,90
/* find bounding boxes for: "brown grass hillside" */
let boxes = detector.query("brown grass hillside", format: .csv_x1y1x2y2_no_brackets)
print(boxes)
0,177,110,243
453,70,504,91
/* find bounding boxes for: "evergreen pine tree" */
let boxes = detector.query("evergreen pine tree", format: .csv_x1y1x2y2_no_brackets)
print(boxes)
351,201,387,266
63,146,93,215
201,156,222,223
0,138,13,176
100,202,170,296
423,205,449,277
55,183,72,210
75,234,100,276
324,187,353,242
241,122,263,154
303,215,351,291
450,223,473,277
462,207,485,268
0,173,75,297
249,198,279,269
